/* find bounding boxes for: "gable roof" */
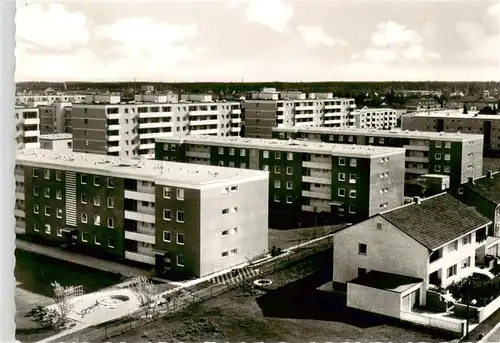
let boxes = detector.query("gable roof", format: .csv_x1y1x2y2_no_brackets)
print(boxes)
464,172,500,204
380,193,491,250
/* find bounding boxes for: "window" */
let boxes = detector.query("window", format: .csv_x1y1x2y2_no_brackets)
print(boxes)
81,193,87,204
108,238,115,248
177,233,185,245
81,174,87,184
33,204,39,214
368,137,374,144
435,153,441,160
240,162,246,169
222,208,229,214
32,186,39,196
177,188,184,200
230,248,238,256
448,240,458,252
444,166,450,173
274,180,281,188
435,141,442,148
286,167,293,175
163,209,171,221
107,197,115,208
286,196,292,204
222,230,229,237
447,264,457,277
228,161,235,167
218,147,224,154
275,151,281,159
33,223,39,232
32,168,39,178
94,196,100,207
81,232,88,242
274,166,281,174
56,189,62,200
230,185,238,192
287,152,293,161
349,189,357,198
171,144,176,151
338,188,346,197
177,211,185,223
338,173,346,181
163,231,171,242
164,143,169,150
350,158,357,167
240,149,246,157
263,165,269,171
107,178,115,189
57,228,63,237
462,257,471,269
177,254,185,267
56,208,63,218
94,235,101,245
56,171,62,181
44,224,51,234
44,206,51,216
274,195,280,202
463,234,471,245
445,141,451,149
44,187,50,198
434,165,441,172
376,222,383,230
444,154,451,161
349,174,357,184
358,268,367,277
44,169,50,180
93,176,100,186
339,136,344,142
94,215,101,226
286,181,293,189
163,187,171,199
263,150,269,159
358,243,367,255
222,250,228,257
81,213,88,223
339,157,346,166
229,148,235,155
107,217,114,228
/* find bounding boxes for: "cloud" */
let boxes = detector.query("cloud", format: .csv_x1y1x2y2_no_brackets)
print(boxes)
353,21,440,64
15,3,90,50
296,25,347,47
229,0,293,33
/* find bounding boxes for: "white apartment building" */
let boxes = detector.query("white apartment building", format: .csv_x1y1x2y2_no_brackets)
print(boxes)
16,93,87,106
70,94,242,158
39,102,73,134
39,133,73,151
243,89,356,138
352,107,398,130
15,107,40,150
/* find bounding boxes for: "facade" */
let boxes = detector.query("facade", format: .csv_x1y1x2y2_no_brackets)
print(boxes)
39,102,73,134
272,126,484,186
39,134,73,152
71,94,242,158
351,107,398,130
451,171,500,239
15,106,40,150
16,93,87,106
405,99,441,113
401,110,500,155
459,95,499,112
242,90,356,139
333,193,494,319
15,149,268,278
155,135,406,229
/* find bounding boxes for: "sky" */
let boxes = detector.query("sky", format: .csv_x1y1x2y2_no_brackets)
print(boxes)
14,0,500,82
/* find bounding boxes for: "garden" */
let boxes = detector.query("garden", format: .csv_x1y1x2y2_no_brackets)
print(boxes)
447,273,500,307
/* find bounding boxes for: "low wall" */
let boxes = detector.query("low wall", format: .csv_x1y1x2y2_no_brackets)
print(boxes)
400,311,465,336
426,290,448,312
453,303,480,321
479,294,500,322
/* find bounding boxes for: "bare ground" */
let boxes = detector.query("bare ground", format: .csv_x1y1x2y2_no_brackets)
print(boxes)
268,224,345,250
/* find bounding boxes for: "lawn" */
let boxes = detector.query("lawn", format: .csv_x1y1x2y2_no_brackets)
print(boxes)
268,223,347,250
100,255,449,343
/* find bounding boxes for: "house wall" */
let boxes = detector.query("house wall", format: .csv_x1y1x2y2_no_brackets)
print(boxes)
347,283,402,319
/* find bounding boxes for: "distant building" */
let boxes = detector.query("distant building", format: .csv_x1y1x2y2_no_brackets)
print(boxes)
16,93,87,106
351,107,398,130
38,102,73,134
405,98,441,113
459,95,499,112
394,90,443,97
15,106,40,150
155,135,406,229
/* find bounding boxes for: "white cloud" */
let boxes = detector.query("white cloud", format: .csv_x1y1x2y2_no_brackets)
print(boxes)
353,21,440,64
296,25,347,47
230,0,293,33
15,3,90,50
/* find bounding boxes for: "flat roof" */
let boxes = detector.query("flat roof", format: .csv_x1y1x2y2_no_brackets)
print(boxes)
155,135,405,158
16,149,268,189
272,126,482,142
404,110,500,120
39,134,73,140
349,270,422,293
72,101,240,107
244,97,354,102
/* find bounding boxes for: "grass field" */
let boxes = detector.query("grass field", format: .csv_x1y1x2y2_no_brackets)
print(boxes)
268,224,346,250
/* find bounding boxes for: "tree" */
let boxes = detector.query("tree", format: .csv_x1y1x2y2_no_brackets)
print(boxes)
130,276,160,319
50,281,74,328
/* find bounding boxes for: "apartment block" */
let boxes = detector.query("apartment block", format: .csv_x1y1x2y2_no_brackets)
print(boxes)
15,149,268,278
352,107,398,130
15,106,40,150
243,89,356,139
16,93,87,107
401,110,500,155
333,193,493,318
39,102,73,134
272,126,484,186
71,94,242,158
39,134,73,152
155,135,406,229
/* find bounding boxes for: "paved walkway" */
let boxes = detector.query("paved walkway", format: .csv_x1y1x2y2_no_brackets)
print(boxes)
16,239,153,278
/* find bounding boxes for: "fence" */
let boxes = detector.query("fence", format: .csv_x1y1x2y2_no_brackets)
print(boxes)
50,239,332,343
400,311,465,336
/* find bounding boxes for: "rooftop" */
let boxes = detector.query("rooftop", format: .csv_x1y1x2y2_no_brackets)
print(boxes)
16,149,267,188
156,135,405,158
349,270,422,293
72,100,240,107
403,110,500,120
39,133,73,140
272,126,482,142
462,171,500,204
380,193,491,251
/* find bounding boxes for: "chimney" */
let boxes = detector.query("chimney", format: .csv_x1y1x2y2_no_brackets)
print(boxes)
488,170,494,179
413,196,422,205
468,177,475,185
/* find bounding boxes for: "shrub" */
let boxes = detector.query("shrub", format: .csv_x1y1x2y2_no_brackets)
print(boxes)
447,274,500,307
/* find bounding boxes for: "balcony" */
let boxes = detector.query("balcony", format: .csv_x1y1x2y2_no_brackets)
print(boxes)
139,142,155,150
124,230,155,244
124,210,155,224
124,190,155,203
107,124,120,131
405,167,428,175
14,209,25,218
186,151,211,159
24,130,40,137
302,190,331,200
138,121,173,130
302,161,331,170
124,251,155,265
106,113,120,120
403,144,429,152
406,156,429,163
23,118,40,125
107,146,121,153
302,176,332,185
